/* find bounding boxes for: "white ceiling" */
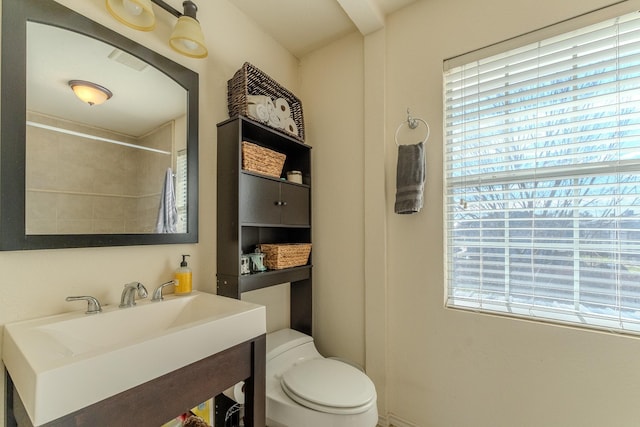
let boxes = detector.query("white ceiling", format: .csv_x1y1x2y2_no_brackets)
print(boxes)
27,0,418,137
231,0,419,57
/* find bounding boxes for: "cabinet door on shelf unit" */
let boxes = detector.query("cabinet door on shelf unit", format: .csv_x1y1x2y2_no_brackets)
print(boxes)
239,173,310,226
281,184,309,225
240,174,281,224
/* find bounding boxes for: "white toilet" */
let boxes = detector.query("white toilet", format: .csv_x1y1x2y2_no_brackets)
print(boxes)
266,328,378,427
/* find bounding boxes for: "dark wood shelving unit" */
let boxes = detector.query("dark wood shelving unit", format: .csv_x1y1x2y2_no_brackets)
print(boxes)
216,116,313,335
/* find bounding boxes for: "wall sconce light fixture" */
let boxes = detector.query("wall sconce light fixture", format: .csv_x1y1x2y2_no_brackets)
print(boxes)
68,80,113,106
105,0,208,59
105,0,155,31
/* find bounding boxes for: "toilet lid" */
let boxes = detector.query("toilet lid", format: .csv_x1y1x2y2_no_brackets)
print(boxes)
280,358,376,415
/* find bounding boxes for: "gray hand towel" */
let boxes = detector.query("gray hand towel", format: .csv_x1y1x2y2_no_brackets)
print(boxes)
394,141,425,214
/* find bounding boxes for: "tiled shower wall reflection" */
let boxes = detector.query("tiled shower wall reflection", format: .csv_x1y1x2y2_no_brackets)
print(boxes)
25,112,173,234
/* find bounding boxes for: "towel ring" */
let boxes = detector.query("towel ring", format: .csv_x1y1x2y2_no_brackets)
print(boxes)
394,110,430,146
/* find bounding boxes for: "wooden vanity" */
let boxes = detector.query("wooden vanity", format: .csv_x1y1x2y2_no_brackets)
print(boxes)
5,335,265,427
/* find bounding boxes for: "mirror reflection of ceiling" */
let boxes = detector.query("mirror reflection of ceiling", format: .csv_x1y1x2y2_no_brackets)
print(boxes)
27,22,186,137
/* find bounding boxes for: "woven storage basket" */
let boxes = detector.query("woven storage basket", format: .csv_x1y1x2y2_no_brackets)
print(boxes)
242,141,286,178
259,243,312,270
227,62,305,142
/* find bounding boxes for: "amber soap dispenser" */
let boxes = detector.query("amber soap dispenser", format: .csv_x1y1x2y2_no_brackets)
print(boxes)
174,254,192,294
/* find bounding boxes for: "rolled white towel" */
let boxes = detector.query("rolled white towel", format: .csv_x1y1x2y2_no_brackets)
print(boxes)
269,110,282,129
247,103,269,123
275,98,291,120
266,97,276,115
281,117,298,136
246,95,274,123
246,94,271,106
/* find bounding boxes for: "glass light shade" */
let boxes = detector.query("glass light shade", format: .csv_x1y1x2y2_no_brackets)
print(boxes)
106,0,155,31
169,16,208,58
68,81,113,106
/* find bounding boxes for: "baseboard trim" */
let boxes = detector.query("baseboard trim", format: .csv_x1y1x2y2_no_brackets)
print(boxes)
377,415,389,426
387,413,418,427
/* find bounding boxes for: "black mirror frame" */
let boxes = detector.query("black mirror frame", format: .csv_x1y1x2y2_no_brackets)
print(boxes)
0,0,199,250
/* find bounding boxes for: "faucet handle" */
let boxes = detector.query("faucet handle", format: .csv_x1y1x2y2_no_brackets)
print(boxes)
152,280,177,302
66,295,103,314
135,282,148,299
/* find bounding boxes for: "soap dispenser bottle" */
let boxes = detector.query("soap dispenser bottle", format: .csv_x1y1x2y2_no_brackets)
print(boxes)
174,254,192,295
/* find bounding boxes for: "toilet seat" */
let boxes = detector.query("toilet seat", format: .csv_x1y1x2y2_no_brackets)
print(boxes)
280,358,376,415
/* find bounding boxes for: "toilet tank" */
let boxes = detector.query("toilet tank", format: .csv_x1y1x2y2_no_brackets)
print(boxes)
266,329,317,362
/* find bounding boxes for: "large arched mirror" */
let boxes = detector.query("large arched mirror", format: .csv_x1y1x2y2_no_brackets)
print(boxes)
1,0,199,250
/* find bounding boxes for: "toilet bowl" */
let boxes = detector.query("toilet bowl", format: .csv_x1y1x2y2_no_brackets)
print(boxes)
266,328,378,427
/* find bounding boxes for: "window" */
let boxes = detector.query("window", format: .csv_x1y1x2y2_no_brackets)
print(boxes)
444,10,640,334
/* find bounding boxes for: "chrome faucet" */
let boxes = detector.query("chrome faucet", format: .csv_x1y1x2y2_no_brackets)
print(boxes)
151,280,177,302
119,282,148,308
66,295,102,314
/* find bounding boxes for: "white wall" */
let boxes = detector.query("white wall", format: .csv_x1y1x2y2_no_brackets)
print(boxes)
300,31,366,367
301,0,640,426
0,0,299,423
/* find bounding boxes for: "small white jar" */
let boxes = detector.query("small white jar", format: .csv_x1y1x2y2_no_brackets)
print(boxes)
286,170,303,184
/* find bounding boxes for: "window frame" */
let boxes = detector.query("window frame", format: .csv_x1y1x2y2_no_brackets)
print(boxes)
443,4,640,335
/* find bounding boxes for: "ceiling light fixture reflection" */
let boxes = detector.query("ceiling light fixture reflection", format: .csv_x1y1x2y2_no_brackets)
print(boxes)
105,0,208,59
68,80,113,106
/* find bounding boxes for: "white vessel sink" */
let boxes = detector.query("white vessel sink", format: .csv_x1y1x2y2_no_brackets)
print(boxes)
2,291,266,426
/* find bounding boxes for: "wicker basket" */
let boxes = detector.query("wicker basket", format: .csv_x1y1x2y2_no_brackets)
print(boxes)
227,62,305,142
242,141,286,178
259,243,312,270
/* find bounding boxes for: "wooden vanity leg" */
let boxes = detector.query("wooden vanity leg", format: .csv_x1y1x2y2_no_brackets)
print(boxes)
244,334,266,427
5,370,17,427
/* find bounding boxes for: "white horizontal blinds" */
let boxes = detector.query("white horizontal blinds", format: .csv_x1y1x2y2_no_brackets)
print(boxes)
176,149,188,233
444,10,640,333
